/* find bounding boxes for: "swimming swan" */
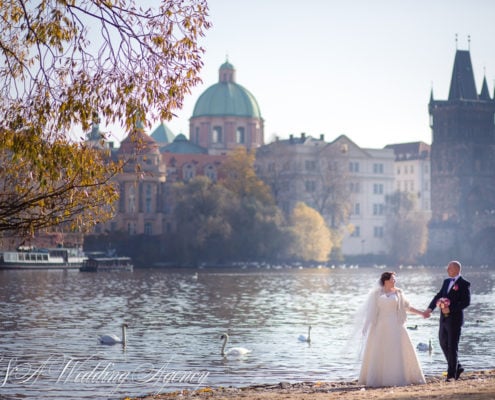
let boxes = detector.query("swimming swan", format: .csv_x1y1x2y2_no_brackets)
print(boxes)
220,333,251,357
298,325,312,342
416,339,432,352
99,323,128,345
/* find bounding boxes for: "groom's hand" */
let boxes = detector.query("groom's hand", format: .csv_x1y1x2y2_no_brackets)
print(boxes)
423,309,432,318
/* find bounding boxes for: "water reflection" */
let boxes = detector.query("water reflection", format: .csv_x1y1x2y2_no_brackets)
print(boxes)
0,265,494,399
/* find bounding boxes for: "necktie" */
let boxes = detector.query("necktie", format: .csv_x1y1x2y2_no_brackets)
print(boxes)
448,278,455,291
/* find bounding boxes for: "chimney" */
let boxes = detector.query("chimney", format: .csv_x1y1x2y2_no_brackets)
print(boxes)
320,134,325,141
301,132,306,140
289,134,294,143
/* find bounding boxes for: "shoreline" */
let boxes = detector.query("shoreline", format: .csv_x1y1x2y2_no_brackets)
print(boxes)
127,369,495,400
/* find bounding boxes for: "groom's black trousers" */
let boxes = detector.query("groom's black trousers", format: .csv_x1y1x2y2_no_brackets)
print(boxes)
439,314,462,378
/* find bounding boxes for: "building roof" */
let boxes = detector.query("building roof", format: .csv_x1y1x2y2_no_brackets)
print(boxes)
480,76,492,101
150,122,175,144
384,141,431,161
448,50,478,101
118,123,159,156
161,133,207,154
192,61,262,119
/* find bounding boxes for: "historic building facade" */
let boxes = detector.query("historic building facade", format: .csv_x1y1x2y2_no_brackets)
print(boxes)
108,123,167,236
428,48,495,264
93,60,263,237
384,141,431,215
255,133,395,256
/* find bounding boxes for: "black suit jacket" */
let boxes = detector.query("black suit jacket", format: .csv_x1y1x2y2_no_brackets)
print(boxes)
428,276,471,324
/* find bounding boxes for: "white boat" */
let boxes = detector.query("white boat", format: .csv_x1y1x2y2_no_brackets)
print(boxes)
79,256,133,272
0,246,86,270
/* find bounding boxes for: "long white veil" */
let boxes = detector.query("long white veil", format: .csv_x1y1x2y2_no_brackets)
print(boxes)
346,282,382,361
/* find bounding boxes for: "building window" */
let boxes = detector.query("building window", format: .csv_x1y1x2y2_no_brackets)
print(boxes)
236,127,245,144
183,164,195,181
305,180,316,192
351,226,360,237
195,127,200,143
354,203,360,215
349,161,359,173
128,186,136,213
144,222,153,235
305,160,316,171
373,163,384,174
145,184,152,213
373,183,384,194
374,226,384,237
212,126,223,143
350,182,360,193
397,166,401,175
205,165,217,182
373,203,385,215
127,222,136,235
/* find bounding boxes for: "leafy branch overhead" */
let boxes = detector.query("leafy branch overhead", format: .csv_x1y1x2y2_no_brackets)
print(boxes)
0,0,211,237
1,0,211,134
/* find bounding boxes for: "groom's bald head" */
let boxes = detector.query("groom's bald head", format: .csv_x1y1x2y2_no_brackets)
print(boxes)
447,260,461,276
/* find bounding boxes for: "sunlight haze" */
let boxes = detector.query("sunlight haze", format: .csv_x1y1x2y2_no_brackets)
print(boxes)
165,0,495,149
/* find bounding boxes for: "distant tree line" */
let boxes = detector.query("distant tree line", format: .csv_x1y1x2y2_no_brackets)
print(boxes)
85,148,336,267
85,148,429,267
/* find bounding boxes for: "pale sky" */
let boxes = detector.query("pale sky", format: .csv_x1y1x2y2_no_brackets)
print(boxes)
122,1,495,149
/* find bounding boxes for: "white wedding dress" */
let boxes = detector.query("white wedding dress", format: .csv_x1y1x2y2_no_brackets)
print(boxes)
359,292,425,387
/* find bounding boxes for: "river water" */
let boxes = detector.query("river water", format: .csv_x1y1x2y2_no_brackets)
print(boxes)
0,265,494,399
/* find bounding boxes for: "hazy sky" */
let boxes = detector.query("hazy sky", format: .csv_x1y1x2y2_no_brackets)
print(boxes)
123,1,495,149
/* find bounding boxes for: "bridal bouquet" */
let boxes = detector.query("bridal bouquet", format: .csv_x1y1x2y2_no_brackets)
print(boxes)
436,297,451,315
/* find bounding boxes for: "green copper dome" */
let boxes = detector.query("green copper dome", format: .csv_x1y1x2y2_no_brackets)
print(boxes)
192,61,262,119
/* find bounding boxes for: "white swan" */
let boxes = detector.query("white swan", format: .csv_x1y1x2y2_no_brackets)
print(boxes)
298,325,312,342
99,323,128,345
220,333,251,357
416,339,432,352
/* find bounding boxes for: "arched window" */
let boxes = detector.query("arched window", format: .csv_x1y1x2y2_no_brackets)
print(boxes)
183,163,196,181
236,127,245,144
205,165,217,182
212,126,223,143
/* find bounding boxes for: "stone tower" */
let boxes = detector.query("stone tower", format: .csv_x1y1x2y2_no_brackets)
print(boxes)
428,48,495,264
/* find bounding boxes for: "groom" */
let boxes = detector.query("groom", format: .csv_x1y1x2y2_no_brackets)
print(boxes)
425,260,471,382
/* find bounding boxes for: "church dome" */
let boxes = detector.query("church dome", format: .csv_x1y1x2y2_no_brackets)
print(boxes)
192,61,262,119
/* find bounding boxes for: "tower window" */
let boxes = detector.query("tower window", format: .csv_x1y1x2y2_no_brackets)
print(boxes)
236,127,245,144
212,126,223,143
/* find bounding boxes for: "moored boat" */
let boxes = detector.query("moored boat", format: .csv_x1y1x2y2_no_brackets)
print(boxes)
0,246,86,270
79,256,133,272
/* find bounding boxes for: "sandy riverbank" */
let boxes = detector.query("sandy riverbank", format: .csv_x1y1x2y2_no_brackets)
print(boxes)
126,370,495,400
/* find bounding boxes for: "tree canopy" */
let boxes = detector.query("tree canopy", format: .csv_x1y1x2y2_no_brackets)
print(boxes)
1,0,211,135
0,0,211,237
288,202,332,263
385,191,428,264
0,136,120,235
220,147,275,205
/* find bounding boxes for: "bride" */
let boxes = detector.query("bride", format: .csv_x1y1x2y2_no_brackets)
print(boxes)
359,271,426,387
